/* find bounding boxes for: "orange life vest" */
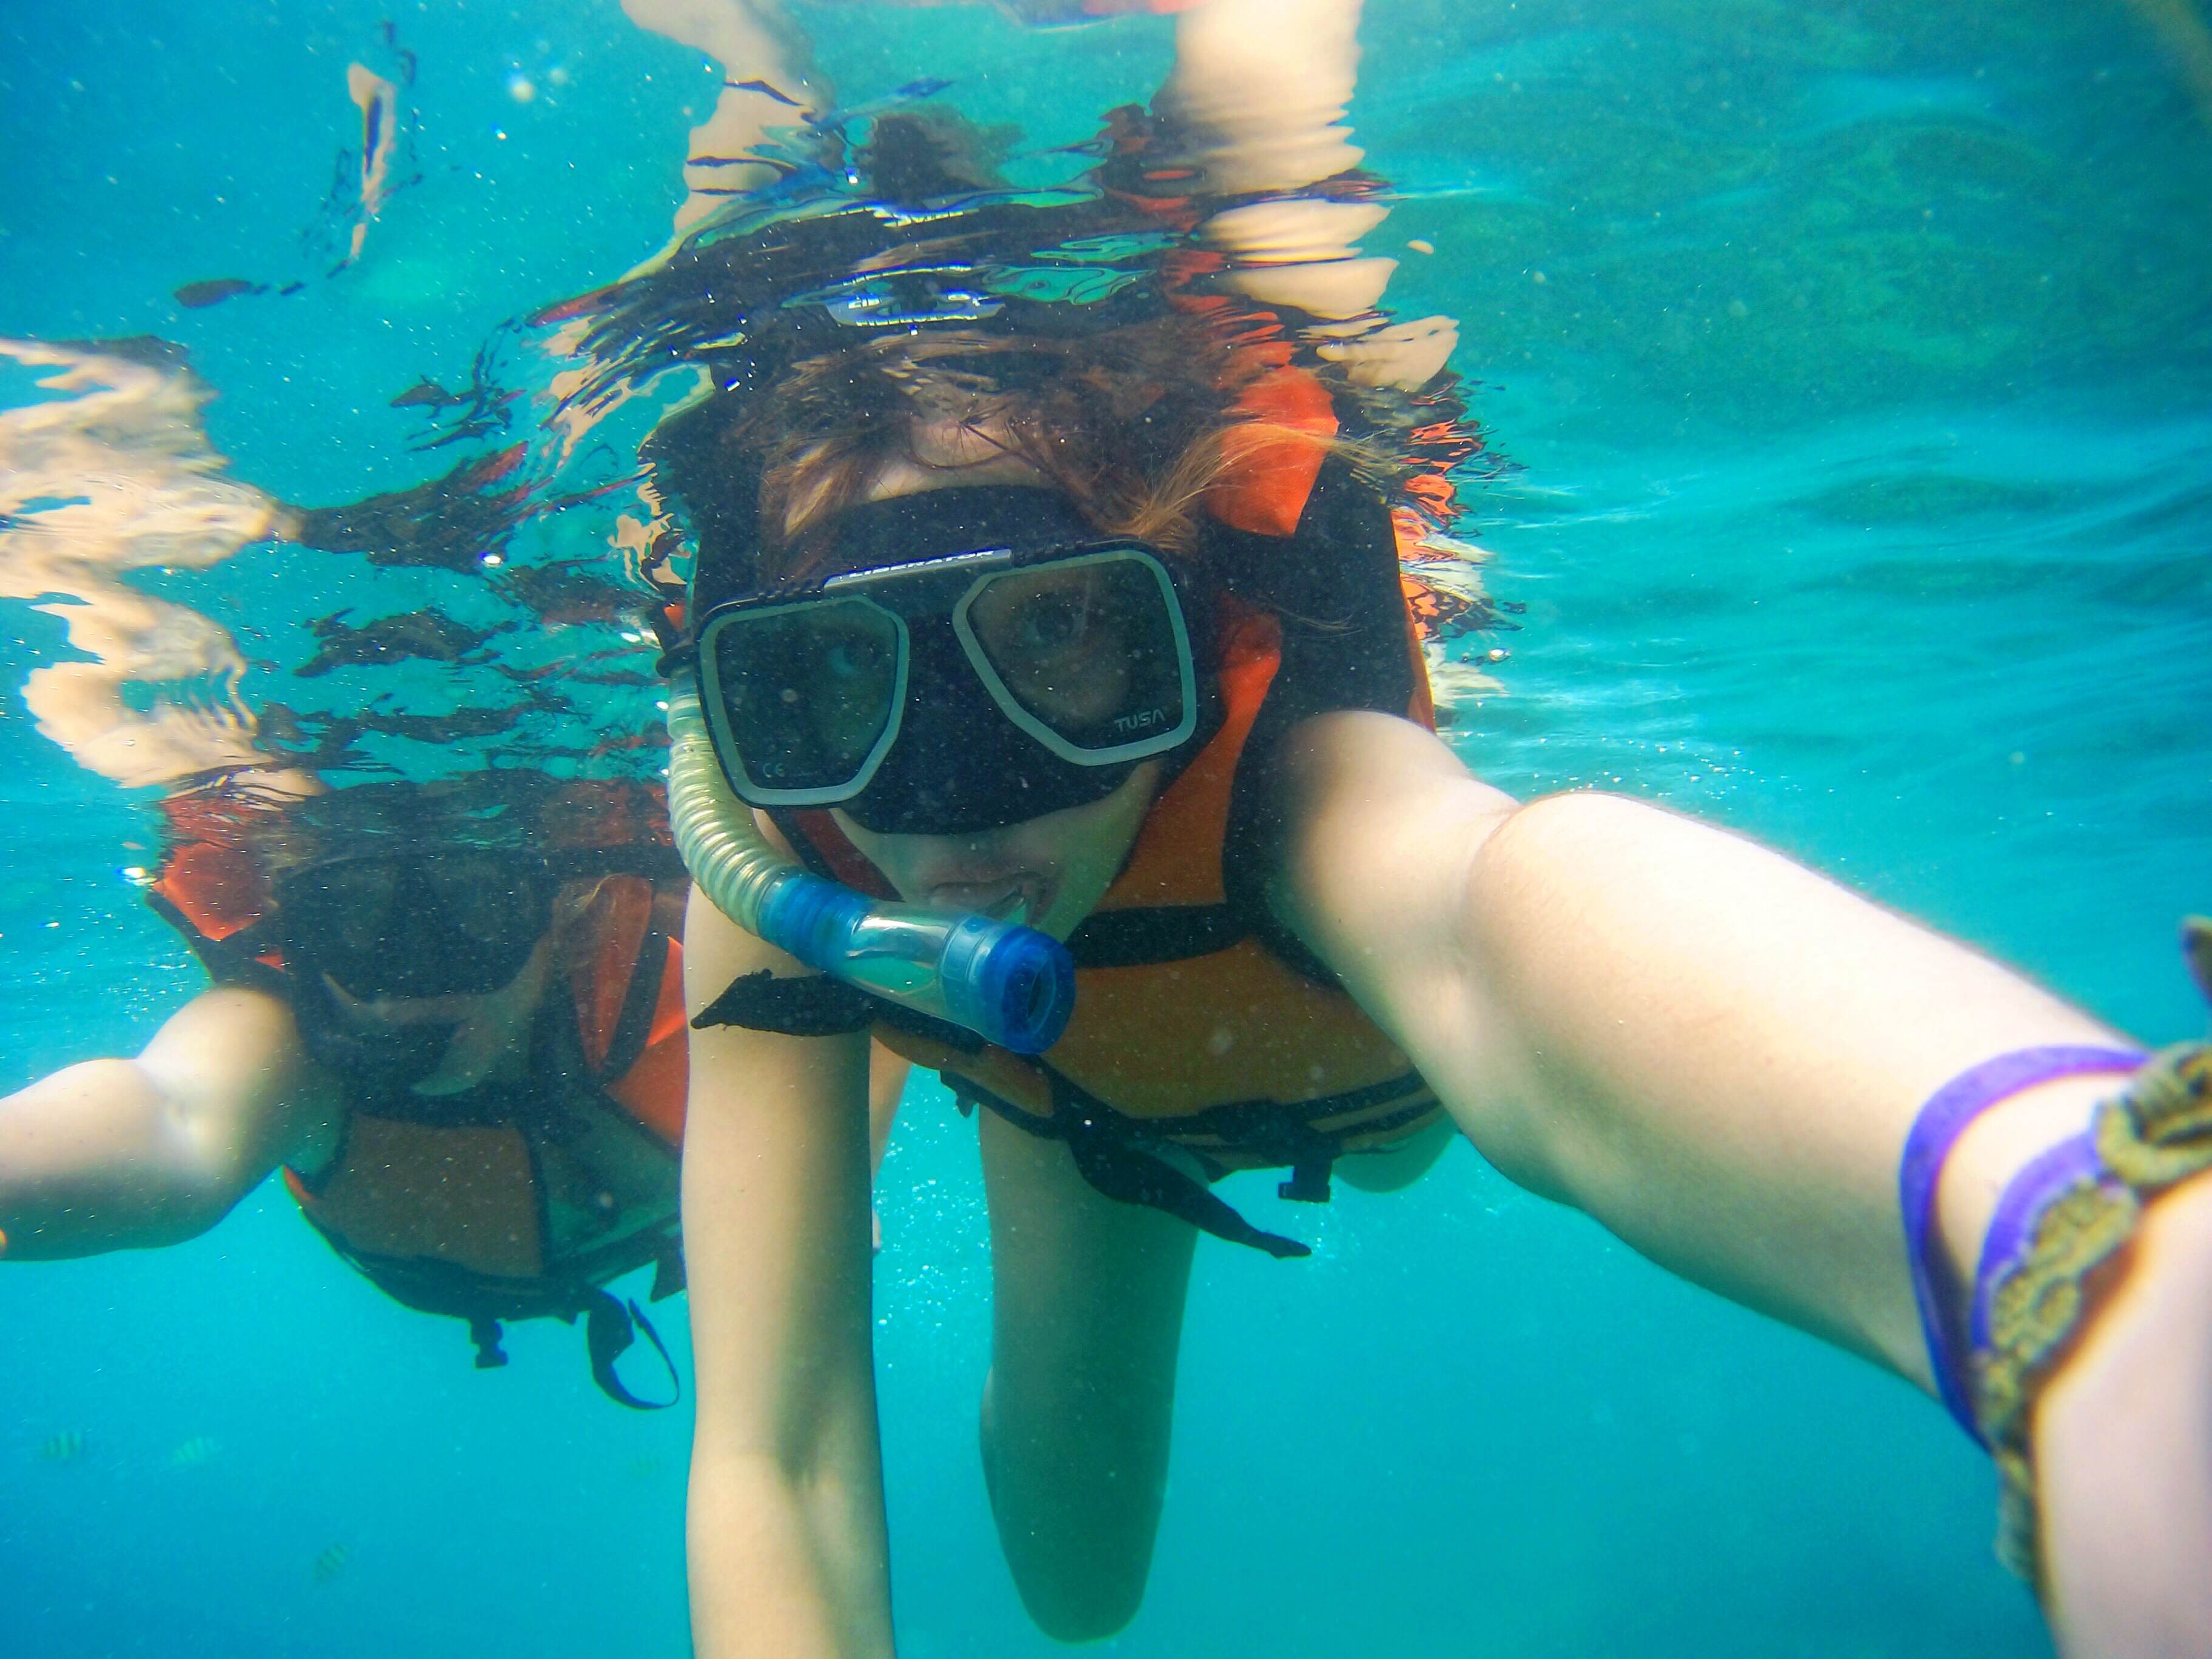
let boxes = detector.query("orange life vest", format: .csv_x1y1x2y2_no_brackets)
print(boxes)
745,382,1446,1255
150,841,691,1405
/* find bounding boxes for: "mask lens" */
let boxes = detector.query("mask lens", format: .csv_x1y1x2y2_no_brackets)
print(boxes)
281,860,401,985
962,554,1190,754
280,854,545,998
418,853,543,960
705,598,904,798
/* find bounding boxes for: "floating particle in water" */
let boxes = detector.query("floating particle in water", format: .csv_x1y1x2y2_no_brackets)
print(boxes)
1406,238,1435,255
507,71,537,103
37,1430,86,1463
311,1543,353,1584
168,1435,221,1468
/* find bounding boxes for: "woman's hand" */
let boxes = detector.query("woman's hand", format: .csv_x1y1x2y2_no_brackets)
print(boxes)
2031,1158,2212,1657
681,886,894,1659
2023,925,2212,1657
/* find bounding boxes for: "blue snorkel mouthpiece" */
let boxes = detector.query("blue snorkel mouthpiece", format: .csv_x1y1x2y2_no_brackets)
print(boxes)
752,868,1074,1053
934,907,1074,1054
667,681,1075,1054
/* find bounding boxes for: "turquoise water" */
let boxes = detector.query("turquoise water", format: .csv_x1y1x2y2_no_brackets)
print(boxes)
4,2,2208,1655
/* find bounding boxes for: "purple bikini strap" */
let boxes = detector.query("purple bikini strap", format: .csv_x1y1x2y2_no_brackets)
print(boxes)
1898,1045,2145,1441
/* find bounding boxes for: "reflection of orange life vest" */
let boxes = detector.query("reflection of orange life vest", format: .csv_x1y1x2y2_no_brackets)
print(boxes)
150,854,690,1405
754,379,1446,1256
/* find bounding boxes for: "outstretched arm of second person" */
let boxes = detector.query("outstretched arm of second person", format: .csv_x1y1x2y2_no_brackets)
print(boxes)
0,985,338,1258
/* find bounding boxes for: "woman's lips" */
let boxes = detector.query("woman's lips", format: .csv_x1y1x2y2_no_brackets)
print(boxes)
926,873,1051,927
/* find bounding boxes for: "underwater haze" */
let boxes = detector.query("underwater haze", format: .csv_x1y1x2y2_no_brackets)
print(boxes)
4,1,2209,1655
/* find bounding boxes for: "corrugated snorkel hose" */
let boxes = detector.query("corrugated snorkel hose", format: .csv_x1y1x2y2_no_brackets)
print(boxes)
665,675,1075,1054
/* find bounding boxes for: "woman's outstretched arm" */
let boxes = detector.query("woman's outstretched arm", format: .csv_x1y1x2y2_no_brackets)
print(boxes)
682,886,894,1659
0,985,337,1259
1273,709,2212,1655
1269,709,2130,1384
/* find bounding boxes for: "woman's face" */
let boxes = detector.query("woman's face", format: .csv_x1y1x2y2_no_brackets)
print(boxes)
307,874,608,1095
317,927,558,1096
819,424,1167,939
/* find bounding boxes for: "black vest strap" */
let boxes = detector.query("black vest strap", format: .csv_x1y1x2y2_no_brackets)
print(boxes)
595,927,672,1082
693,967,987,1057
583,1290,682,1411
692,969,877,1036
1059,1110,1312,1259
649,1236,686,1301
945,1062,1439,1252
1065,904,1245,968
947,1071,1314,1259
470,1315,509,1370
306,1226,686,1407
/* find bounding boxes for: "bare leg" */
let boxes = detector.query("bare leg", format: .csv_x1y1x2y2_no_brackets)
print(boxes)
977,1107,1197,1641
866,1042,908,1175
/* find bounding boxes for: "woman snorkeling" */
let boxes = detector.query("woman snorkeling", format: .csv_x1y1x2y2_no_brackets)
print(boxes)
0,774,907,1400
594,83,2212,1659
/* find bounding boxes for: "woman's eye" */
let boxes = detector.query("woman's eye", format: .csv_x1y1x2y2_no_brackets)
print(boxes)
1015,595,1085,654
823,635,885,679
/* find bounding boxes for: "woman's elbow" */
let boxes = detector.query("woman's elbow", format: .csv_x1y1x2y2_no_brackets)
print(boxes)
126,1070,269,1242
0,1058,254,1253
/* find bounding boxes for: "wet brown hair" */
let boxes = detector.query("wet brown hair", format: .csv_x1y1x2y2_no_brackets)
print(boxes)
646,317,1287,594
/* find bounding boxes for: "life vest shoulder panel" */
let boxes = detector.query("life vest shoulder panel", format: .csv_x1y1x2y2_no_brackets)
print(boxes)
153,856,687,1288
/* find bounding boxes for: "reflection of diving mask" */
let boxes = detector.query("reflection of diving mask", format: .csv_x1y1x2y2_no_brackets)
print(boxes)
683,489,1205,837
274,851,552,1002
275,850,555,1094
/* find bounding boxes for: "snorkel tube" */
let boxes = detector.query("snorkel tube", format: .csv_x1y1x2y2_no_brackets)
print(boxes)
665,679,1075,1054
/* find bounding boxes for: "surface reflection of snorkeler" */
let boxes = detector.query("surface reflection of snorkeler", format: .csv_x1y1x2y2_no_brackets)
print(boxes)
597,2,2212,1655
0,779,906,1403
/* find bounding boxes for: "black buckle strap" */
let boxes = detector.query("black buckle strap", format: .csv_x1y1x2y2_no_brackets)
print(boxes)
469,1315,509,1370
146,889,290,996
1057,1107,1311,1259
597,926,672,1084
583,1290,682,1411
649,1238,686,1301
1278,1159,1333,1204
1064,903,1246,969
692,968,877,1036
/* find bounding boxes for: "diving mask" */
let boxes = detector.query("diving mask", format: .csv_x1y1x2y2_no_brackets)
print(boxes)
683,488,1205,836
273,850,552,1002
